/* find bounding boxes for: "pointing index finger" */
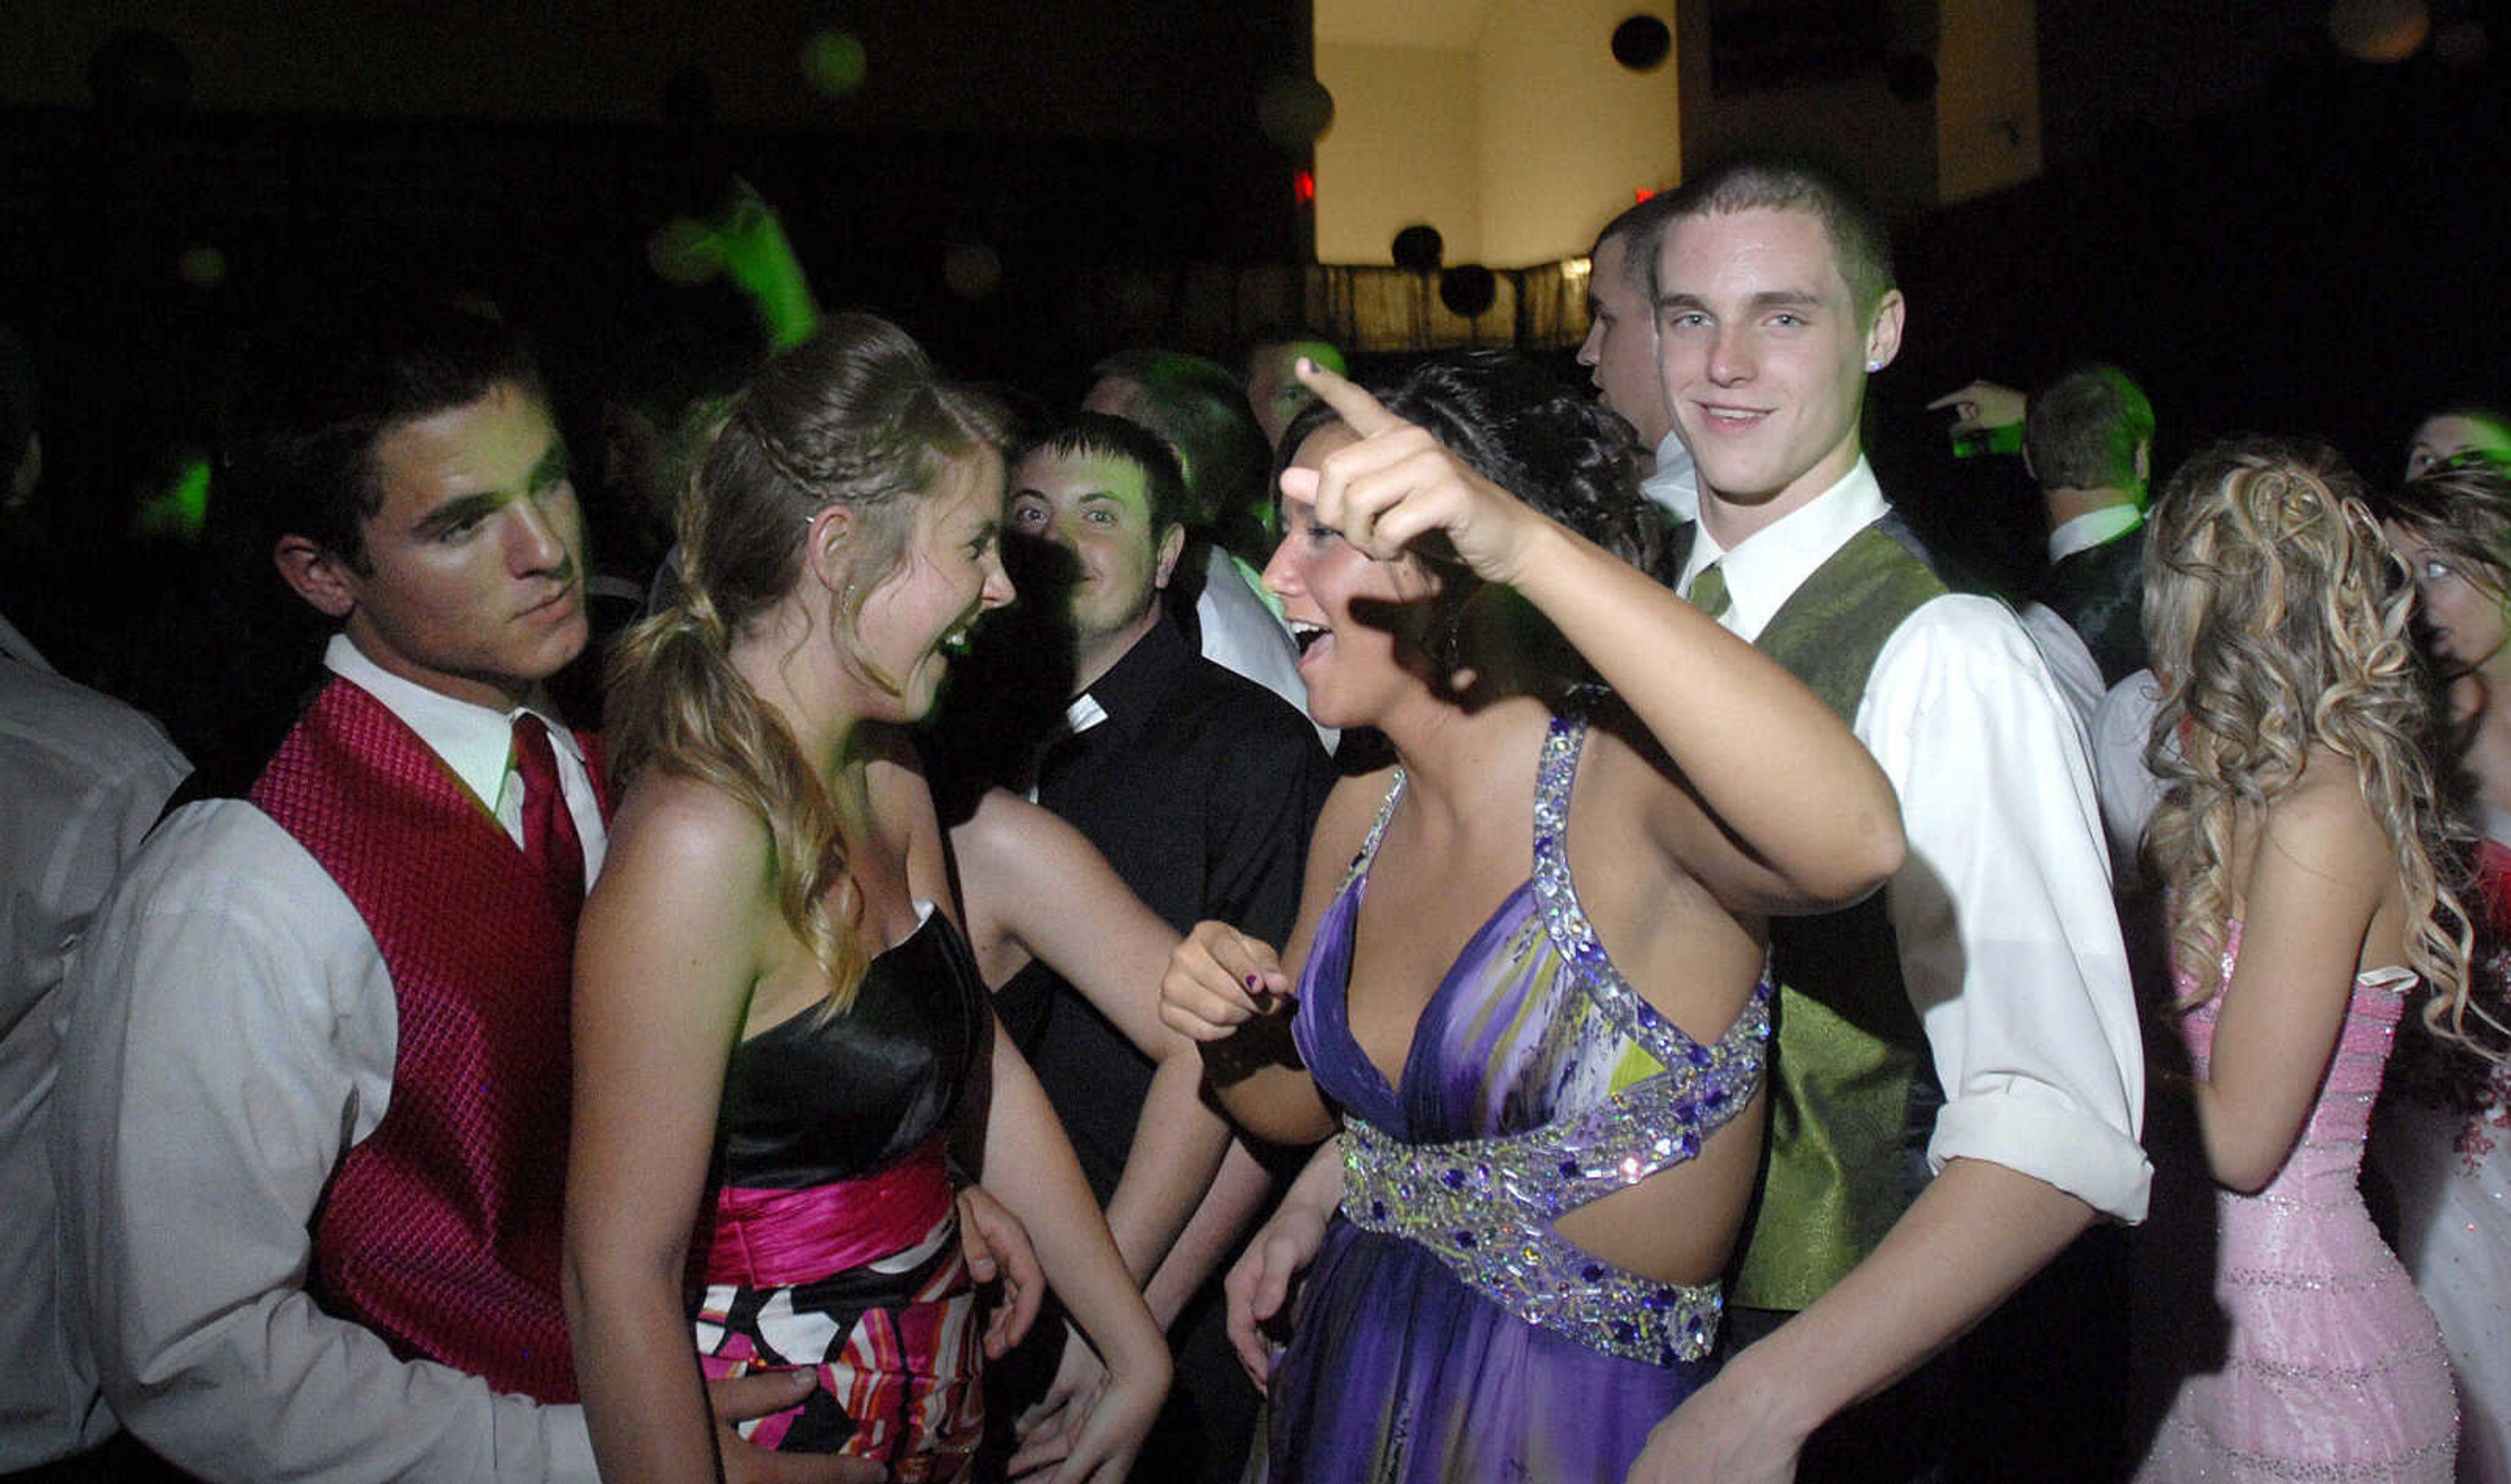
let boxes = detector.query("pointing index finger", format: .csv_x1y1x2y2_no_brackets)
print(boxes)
1294,357,1403,437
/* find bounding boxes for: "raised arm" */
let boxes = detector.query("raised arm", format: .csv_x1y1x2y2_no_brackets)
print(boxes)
1284,361,1902,913
564,778,767,1484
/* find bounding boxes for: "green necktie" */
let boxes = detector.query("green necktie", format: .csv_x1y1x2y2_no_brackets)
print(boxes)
1685,560,1730,620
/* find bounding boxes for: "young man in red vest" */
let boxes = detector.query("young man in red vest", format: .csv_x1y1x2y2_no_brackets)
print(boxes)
46,303,1017,1484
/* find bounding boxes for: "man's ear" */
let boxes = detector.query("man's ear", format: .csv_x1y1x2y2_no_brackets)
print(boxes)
1863,289,1907,373
802,503,855,594
1152,523,1186,590
273,534,360,620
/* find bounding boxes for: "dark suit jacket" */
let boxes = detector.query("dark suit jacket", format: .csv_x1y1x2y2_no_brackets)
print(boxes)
2037,522,2146,688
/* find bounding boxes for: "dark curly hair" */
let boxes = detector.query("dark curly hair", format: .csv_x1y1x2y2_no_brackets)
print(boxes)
1274,348,1670,584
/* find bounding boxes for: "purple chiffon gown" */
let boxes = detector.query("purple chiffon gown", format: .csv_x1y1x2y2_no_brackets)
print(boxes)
1275,708,1771,1483
2137,921,2459,1483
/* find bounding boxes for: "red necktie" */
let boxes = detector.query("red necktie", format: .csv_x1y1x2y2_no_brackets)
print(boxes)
512,714,585,914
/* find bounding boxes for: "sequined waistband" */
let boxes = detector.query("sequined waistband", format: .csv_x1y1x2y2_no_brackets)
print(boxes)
1340,1118,1722,1366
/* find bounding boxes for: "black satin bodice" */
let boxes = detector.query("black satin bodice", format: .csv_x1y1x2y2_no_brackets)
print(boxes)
715,911,989,1190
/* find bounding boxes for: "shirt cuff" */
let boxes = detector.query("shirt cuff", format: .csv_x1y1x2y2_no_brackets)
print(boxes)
1928,1088,2153,1224
497,1402,599,1484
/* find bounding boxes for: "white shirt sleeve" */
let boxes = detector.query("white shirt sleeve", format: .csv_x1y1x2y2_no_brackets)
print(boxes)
50,801,598,1484
1855,596,2153,1223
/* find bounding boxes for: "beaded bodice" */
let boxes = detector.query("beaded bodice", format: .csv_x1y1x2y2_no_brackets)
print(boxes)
2178,919,2416,1236
1293,707,1773,1366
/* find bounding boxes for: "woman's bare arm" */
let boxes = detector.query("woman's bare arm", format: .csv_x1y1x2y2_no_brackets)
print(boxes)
564,778,768,1484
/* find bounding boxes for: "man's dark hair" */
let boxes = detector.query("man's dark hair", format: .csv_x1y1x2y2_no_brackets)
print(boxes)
1017,410,1191,535
1590,191,1685,277
224,299,547,569
1647,152,1897,321
2026,363,2155,495
1087,348,1269,532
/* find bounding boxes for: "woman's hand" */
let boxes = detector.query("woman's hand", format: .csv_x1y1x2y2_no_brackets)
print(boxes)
1006,1325,1106,1478
1276,358,1550,587
1223,1187,1330,1394
1030,1331,1168,1484
955,1183,1043,1358
1160,920,1290,1041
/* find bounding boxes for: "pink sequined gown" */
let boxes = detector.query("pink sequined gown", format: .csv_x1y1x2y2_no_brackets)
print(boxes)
2138,922,2459,1482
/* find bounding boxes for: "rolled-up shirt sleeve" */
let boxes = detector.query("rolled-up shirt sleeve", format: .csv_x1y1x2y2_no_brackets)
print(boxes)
1856,596,2153,1223
49,801,598,1483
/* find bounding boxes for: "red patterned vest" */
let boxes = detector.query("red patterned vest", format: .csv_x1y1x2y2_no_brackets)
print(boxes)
250,678,606,1402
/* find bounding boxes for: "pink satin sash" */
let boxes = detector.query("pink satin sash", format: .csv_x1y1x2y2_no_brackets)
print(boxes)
705,1136,955,1288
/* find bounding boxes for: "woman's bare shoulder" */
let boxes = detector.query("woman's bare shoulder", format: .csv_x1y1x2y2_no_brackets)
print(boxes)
608,769,772,879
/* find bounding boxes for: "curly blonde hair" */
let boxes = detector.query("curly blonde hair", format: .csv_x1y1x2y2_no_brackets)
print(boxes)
2142,436,2474,1039
606,314,1006,1017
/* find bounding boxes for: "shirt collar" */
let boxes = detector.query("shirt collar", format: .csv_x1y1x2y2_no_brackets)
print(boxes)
1639,432,1700,520
323,632,581,810
2047,504,2143,564
1676,458,1888,642
1067,611,1191,743
0,612,53,672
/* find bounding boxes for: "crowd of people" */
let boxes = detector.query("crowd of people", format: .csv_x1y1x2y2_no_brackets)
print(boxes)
3,149,2506,1484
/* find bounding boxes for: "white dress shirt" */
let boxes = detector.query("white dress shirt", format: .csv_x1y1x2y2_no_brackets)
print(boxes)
1193,546,1334,752
2091,668,2169,879
2047,503,2143,564
2019,600,2107,731
1637,429,1699,518
48,633,604,1483
0,627,188,1470
1675,460,2152,1222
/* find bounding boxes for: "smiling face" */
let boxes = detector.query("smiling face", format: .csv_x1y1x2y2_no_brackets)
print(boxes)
286,380,587,711
2389,521,2510,678
846,451,1013,722
1008,445,1183,690
1654,206,1902,539
1261,423,1445,730
1577,231,1671,448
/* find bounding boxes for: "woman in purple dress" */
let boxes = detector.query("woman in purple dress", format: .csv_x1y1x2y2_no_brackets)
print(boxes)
1158,352,1906,1482
2132,437,2476,1483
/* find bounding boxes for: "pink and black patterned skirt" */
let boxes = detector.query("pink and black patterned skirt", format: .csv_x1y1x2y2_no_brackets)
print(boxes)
694,1140,984,1481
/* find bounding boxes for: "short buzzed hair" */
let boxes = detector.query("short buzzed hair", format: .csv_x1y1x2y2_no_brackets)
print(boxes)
1647,153,1898,321
2026,363,2155,494
1087,348,1268,531
1016,411,1189,535
1590,190,1684,267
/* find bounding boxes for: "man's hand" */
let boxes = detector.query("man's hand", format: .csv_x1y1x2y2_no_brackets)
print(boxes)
1925,379,2027,435
706,1370,887,1483
958,1183,1044,1357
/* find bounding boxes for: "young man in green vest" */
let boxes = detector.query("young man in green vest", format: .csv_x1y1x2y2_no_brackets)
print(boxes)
1625,157,2151,1484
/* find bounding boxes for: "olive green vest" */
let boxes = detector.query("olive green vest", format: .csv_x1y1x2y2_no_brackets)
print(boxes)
1683,515,1952,1311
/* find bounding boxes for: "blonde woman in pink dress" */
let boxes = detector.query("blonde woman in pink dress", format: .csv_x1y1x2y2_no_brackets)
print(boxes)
2132,437,2474,1483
